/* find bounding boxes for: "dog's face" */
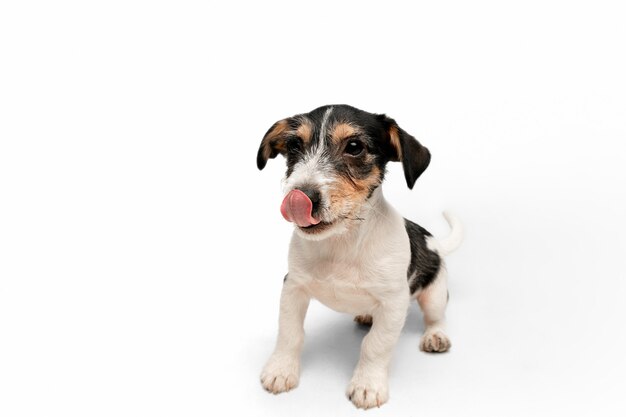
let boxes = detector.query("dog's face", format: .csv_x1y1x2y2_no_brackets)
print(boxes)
257,105,430,240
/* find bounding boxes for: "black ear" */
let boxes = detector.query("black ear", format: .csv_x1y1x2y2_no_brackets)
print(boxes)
382,116,431,189
257,118,291,170
256,117,298,169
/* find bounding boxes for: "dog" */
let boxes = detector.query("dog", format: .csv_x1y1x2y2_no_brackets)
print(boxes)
256,104,463,409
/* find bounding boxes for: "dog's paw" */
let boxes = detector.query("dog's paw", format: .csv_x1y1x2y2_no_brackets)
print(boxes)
354,314,373,326
260,355,300,394
346,378,389,409
420,330,451,353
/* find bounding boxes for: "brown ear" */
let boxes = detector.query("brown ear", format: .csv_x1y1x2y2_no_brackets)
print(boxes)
256,119,291,170
384,116,431,189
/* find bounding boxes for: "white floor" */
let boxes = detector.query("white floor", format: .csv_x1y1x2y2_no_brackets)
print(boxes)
1,2,625,416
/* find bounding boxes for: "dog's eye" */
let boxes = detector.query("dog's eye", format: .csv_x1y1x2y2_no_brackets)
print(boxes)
344,140,365,157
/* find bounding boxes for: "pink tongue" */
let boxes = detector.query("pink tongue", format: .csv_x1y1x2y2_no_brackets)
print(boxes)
280,190,321,228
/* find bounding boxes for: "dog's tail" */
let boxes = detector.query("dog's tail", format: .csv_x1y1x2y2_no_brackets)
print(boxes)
436,211,464,256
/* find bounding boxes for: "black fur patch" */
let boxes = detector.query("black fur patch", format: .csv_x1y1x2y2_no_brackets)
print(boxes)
284,136,304,177
405,219,441,294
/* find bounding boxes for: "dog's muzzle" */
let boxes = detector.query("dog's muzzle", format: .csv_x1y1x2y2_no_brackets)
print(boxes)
280,189,321,228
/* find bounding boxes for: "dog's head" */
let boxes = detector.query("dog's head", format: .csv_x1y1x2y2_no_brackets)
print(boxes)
257,105,430,240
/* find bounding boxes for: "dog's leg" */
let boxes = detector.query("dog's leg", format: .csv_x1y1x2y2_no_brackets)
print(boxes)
260,279,310,394
346,294,409,409
416,267,451,352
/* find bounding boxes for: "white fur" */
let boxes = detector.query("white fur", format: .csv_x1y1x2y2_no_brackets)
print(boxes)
319,106,333,143
282,151,333,206
416,266,451,352
429,211,464,256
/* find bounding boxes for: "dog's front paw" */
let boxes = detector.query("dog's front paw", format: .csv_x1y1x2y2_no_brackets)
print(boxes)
346,377,389,409
420,330,451,352
260,355,300,394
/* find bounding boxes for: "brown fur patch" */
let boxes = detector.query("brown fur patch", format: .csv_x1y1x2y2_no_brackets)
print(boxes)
296,118,313,144
327,165,382,221
261,119,289,160
388,125,402,161
331,123,359,144
354,164,382,191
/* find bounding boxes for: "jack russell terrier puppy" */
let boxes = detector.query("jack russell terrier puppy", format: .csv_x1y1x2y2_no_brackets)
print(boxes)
256,104,463,409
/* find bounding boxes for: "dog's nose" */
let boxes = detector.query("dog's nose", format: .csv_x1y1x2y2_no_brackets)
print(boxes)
298,187,321,213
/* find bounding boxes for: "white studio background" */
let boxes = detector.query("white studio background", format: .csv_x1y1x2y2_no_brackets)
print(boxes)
1,1,625,416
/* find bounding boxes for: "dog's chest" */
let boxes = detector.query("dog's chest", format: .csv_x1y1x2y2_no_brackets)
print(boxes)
289,212,411,315
296,255,383,315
